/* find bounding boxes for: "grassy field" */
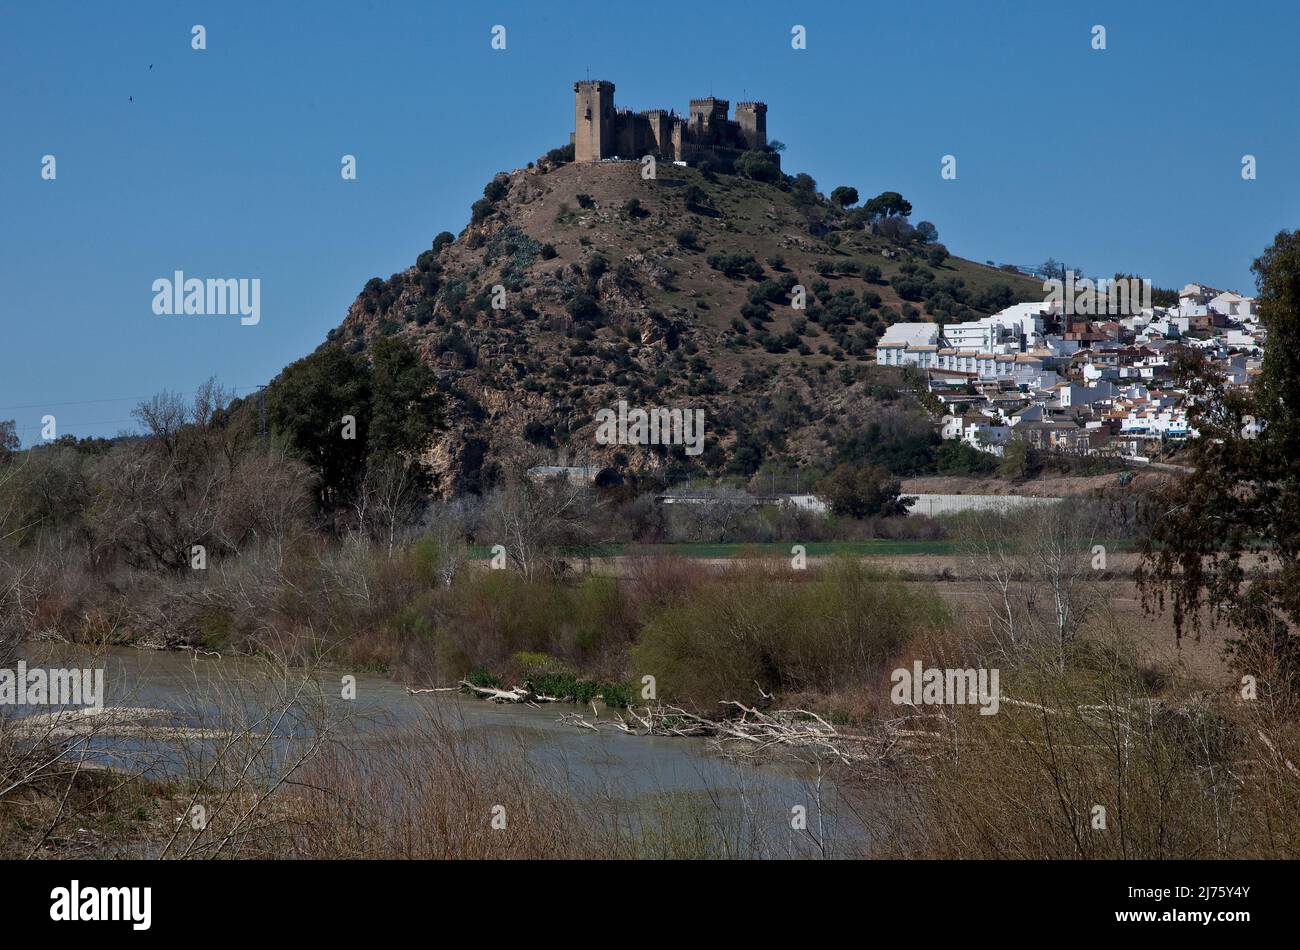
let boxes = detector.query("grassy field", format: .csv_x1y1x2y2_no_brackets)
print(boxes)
467,538,1141,560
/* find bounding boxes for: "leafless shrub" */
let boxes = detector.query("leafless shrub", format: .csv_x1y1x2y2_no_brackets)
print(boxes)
863,631,1300,858
480,469,603,579
956,500,1110,663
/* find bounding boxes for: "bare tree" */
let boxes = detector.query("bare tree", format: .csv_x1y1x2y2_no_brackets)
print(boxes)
351,456,425,558
959,500,1108,664
422,501,471,587
132,390,188,456
481,469,602,580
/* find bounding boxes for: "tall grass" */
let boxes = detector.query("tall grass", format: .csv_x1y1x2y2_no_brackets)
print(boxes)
281,711,811,859
863,631,1300,859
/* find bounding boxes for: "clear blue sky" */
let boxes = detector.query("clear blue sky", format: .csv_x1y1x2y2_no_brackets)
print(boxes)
3,0,1296,442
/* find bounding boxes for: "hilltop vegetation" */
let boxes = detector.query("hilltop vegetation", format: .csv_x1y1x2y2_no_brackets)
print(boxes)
304,153,1044,493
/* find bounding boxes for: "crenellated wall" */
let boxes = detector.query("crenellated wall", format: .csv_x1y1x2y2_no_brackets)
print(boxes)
573,81,770,164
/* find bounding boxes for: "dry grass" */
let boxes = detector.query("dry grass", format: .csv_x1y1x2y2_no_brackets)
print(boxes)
859,629,1300,859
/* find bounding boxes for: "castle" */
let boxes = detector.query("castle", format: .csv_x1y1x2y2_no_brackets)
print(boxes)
572,80,773,166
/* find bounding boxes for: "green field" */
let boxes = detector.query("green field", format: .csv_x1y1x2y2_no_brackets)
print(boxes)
466,539,1143,560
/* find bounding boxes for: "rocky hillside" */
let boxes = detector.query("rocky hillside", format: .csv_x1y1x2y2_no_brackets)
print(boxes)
320,156,1045,494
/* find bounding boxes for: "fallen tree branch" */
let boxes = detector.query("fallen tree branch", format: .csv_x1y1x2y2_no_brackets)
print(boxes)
456,681,561,704
557,702,929,766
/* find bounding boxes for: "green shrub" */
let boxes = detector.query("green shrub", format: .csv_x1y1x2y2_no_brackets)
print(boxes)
631,561,948,708
465,667,501,688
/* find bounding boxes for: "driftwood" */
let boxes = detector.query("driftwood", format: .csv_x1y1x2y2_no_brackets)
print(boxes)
455,681,562,704
405,681,564,704
557,701,937,766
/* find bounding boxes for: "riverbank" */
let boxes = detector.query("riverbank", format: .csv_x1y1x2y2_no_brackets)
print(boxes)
2,644,874,859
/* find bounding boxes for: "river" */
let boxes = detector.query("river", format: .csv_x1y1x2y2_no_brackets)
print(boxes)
8,645,874,857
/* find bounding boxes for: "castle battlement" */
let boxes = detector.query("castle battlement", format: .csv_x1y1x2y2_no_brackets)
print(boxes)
573,80,769,163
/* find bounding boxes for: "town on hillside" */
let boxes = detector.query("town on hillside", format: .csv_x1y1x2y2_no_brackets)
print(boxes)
878,282,1262,462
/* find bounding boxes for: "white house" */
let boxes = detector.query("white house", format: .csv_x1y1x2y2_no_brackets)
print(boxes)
876,322,942,367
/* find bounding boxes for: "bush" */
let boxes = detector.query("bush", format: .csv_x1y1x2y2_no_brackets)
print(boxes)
820,463,910,518
734,151,781,183
631,561,948,708
543,143,575,165
707,252,764,280
567,293,602,322
682,185,709,212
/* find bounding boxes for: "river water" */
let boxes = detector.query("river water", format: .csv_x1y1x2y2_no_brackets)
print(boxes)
8,645,874,857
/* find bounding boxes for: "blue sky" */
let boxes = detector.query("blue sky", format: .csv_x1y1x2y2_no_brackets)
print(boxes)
2,0,1296,442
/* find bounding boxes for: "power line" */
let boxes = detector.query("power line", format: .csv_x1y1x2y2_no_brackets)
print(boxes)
0,383,266,413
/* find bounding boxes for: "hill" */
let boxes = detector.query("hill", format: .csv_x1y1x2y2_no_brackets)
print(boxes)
309,156,1047,494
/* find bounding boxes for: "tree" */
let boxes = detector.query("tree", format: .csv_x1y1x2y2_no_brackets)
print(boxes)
926,244,949,268
863,191,912,222
789,172,818,208
997,436,1035,479
830,186,859,209
0,420,19,465
914,221,939,244
369,335,442,462
879,216,916,244
352,453,425,557
267,345,372,510
1138,230,1300,688
734,150,780,183
959,501,1108,662
86,381,309,570
819,463,910,518
481,469,602,580
1040,258,1073,281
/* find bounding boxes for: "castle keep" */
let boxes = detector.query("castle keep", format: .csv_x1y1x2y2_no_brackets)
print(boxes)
572,80,771,165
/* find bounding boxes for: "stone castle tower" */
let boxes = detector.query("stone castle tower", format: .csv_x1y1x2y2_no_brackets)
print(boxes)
572,80,772,166
573,80,615,164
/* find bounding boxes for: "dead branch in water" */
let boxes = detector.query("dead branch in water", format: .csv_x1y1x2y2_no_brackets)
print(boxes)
455,681,562,704
557,702,941,767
